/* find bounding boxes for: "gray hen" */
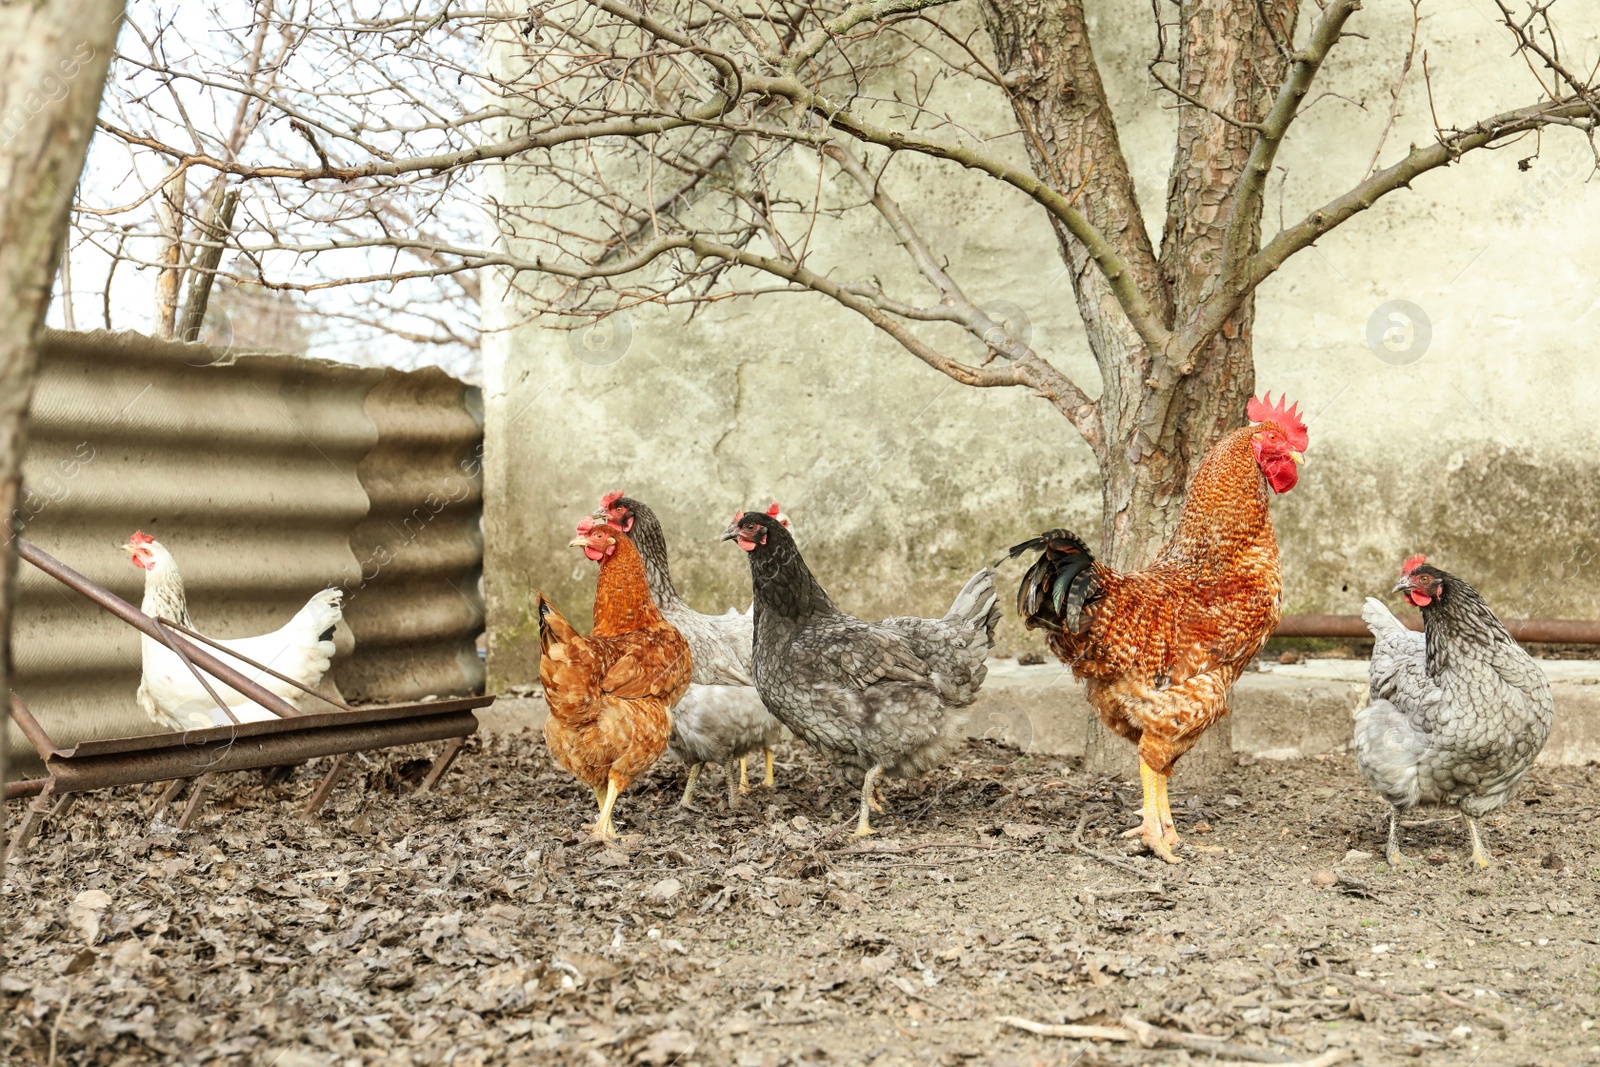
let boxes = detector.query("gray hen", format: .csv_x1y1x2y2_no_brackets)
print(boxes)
723,509,1001,836
598,493,783,808
1355,556,1552,868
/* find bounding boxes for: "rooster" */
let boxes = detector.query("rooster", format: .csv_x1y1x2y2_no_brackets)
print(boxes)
1009,394,1308,863
123,531,344,731
538,516,692,839
597,492,785,808
1356,556,1553,868
724,509,1000,836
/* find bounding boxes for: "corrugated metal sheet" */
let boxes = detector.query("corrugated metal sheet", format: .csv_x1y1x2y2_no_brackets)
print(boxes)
6,330,483,771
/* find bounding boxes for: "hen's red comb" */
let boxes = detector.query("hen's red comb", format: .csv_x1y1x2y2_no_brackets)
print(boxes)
129,530,155,545
574,516,597,536
600,490,624,511
1401,553,1427,576
1247,393,1308,452
766,503,781,517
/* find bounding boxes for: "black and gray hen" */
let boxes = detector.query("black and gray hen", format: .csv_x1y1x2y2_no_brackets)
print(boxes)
598,493,784,809
723,509,1000,836
1356,555,1553,868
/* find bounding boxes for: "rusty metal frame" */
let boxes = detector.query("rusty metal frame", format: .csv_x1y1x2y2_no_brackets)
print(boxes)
1277,614,1600,644
4,538,493,862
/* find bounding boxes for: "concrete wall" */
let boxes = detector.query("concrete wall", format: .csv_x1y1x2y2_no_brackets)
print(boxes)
483,1,1600,688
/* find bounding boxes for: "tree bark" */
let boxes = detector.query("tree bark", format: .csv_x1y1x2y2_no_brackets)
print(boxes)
0,0,124,849
978,0,1298,785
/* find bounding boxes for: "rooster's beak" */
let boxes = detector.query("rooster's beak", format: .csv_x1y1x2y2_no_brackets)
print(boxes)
567,534,589,548
1289,450,1304,465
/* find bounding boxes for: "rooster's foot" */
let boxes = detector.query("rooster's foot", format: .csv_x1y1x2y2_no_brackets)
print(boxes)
1140,829,1182,865
1120,819,1178,847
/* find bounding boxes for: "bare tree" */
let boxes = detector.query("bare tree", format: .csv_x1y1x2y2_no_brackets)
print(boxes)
88,0,1598,553
1,0,123,844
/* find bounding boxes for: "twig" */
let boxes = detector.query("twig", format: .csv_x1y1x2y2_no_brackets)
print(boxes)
996,1014,1352,1065
1328,971,1517,1032
47,993,72,1067
829,839,1014,856
1072,841,1153,879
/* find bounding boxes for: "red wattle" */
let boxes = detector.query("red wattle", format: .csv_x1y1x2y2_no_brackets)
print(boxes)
1407,591,1432,607
736,536,758,553
583,546,606,562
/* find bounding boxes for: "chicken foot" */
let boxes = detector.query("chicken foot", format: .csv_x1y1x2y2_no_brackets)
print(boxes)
722,757,741,810
1465,815,1492,869
1121,761,1180,863
593,779,621,840
737,748,777,795
1384,810,1406,866
852,765,885,837
680,764,702,809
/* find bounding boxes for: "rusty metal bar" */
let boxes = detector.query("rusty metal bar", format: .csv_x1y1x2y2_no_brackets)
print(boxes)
1277,614,1600,644
5,779,49,800
303,754,350,816
420,736,467,792
157,615,353,712
4,780,56,866
9,694,64,759
176,774,214,830
15,537,306,719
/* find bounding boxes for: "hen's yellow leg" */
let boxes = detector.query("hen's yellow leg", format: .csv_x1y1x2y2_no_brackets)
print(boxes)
763,748,775,788
594,779,621,840
1121,761,1180,864
737,757,752,796
1466,816,1492,869
679,763,702,809
852,765,884,836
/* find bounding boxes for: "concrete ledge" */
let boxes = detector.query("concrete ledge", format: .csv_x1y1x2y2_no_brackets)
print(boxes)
483,658,1600,765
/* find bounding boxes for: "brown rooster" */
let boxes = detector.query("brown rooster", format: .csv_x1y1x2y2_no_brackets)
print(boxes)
1010,394,1309,863
538,516,692,839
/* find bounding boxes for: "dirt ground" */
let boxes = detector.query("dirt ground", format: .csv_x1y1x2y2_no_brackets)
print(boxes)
4,729,1599,1067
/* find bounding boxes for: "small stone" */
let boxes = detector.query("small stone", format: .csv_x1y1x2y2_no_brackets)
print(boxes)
643,877,683,903
1425,851,1449,866
1541,852,1564,870
1279,650,1303,665
1311,869,1338,887
1342,849,1375,864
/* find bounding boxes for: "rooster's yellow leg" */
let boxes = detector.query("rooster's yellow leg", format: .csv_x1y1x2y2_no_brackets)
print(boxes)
1153,769,1180,847
852,765,884,837
679,763,701,809
1465,816,1492,869
1120,761,1180,864
763,748,775,788
738,757,752,796
593,779,621,840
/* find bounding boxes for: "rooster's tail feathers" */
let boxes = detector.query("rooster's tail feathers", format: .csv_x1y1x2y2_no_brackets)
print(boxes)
536,592,576,648
1012,529,1099,635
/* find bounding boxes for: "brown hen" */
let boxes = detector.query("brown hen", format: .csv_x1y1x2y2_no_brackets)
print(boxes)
1010,394,1308,863
539,516,692,839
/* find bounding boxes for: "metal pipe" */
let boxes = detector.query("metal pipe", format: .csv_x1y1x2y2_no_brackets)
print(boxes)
158,615,352,711
5,778,50,800
1277,613,1600,644
9,694,63,759
155,617,242,725
15,537,305,719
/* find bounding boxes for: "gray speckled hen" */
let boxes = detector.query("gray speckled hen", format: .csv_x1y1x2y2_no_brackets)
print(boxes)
597,493,784,809
1355,555,1552,868
723,509,1000,836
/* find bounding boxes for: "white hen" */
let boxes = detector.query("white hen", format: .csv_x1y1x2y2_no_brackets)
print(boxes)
124,531,344,731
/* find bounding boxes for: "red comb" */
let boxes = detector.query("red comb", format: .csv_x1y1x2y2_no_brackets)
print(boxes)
1401,553,1427,576
766,503,781,517
600,490,624,510
574,516,597,535
1246,393,1308,452
129,531,155,545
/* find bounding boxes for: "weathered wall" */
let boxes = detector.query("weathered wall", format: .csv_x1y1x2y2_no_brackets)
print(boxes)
483,1,1600,687
6,330,485,767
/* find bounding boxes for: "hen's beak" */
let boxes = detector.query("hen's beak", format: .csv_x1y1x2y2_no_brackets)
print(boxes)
720,523,740,542
1391,577,1412,594
1289,450,1304,465
567,534,589,548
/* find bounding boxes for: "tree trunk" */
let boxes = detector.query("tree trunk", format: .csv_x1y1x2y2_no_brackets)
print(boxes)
979,0,1297,787
0,0,124,856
